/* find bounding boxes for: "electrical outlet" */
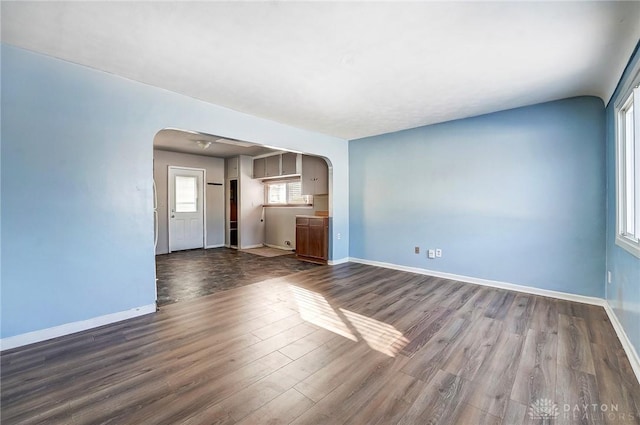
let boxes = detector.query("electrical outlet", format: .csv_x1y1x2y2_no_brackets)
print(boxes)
607,271,612,284
435,249,442,258
428,249,435,259
415,246,420,254
336,233,341,240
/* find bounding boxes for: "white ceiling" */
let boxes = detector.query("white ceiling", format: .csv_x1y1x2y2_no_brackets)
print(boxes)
154,129,280,158
2,2,640,140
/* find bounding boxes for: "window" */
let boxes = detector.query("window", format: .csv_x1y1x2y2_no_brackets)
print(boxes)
265,180,312,205
175,175,198,212
616,74,640,258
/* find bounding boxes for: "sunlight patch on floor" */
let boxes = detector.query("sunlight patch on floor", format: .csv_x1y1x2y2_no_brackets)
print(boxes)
340,308,409,357
290,285,357,341
289,285,408,356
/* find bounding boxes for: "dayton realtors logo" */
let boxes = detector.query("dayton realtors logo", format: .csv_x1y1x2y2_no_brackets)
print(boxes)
529,399,636,423
528,399,560,421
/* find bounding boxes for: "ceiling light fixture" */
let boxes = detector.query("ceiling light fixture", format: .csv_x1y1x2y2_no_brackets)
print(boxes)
195,140,212,149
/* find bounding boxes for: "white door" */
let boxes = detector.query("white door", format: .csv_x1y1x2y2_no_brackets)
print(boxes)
168,167,205,252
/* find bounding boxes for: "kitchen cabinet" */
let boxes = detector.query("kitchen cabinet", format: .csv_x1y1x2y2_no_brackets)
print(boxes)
281,152,298,175
252,153,301,179
253,158,266,179
265,155,280,177
296,216,328,264
301,155,328,195
226,157,238,178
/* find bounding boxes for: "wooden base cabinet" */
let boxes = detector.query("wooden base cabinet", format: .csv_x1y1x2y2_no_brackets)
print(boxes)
296,216,328,264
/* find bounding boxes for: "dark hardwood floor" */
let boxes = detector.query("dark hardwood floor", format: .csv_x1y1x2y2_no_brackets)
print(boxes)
155,247,320,305
2,263,639,424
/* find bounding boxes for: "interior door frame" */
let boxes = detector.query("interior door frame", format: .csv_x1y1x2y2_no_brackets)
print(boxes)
167,165,207,253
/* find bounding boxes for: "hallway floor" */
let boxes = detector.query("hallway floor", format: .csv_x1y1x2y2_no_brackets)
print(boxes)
155,247,321,306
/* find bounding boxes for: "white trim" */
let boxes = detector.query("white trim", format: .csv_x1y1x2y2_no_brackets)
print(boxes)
603,302,640,385
241,244,265,250
349,257,605,306
0,304,156,352
615,234,640,258
614,62,640,259
264,243,294,251
613,65,640,109
203,169,208,248
205,244,225,249
328,257,350,265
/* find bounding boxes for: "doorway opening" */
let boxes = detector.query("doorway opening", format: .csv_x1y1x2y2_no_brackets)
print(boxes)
153,128,332,306
229,179,238,248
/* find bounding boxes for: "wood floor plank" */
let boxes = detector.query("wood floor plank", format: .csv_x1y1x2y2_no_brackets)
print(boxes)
400,317,470,383
234,388,314,425
291,353,409,425
454,286,494,322
484,290,517,320
555,366,601,425
396,369,471,425
615,348,640,417
398,306,453,357
529,296,559,334
278,329,338,360
583,305,621,348
590,343,640,424
466,331,525,419
342,371,424,425
293,342,383,402
251,314,308,340
557,314,596,375
218,369,300,422
557,299,589,319
503,400,527,425
511,329,557,406
441,316,503,381
457,403,502,425
505,293,536,335
276,336,357,383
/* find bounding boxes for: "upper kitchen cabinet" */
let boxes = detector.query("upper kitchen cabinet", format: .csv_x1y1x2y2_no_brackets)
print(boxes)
226,157,239,179
253,157,266,179
265,155,280,177
301,155,328,195
281,152,298,175
252,153,301,179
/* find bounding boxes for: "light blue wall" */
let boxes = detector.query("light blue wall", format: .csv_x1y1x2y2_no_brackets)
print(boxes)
1,44,349,339
605,43,640,355
350,96,606,297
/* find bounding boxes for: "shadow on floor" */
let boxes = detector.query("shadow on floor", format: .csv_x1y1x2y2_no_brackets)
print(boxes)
155,247,321,306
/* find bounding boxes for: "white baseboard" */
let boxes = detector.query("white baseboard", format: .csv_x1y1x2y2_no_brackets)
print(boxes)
205,244,225,249
264,243,294,251
348,257,640,385
328,257,350,265
348,257,605,306
603,302,640,385
240,244,265,250
0,304,156,352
